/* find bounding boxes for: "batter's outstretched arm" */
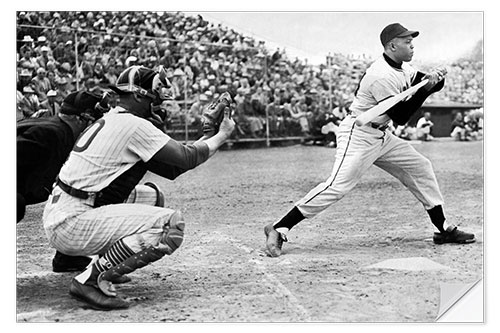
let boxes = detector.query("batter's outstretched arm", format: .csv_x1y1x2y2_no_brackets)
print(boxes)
386,72,444,125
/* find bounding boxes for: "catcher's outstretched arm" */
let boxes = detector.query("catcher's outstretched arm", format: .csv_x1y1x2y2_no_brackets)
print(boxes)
150,139,210,171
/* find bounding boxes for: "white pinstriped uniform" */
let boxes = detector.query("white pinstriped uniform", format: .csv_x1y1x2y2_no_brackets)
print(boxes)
43,109,176,255
295,56,444,218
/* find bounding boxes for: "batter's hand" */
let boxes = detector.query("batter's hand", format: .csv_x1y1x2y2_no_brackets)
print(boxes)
423,66,448,91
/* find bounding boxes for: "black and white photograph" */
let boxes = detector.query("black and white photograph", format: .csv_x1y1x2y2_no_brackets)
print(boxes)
13,6,489,326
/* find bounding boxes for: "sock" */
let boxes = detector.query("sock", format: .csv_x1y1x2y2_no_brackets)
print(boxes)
95,239,135,272
273,206,305,233
75,239,135,284
427,205,447,233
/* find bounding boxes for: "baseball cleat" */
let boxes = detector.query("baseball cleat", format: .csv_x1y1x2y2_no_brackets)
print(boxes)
52,251,92,272
433,225,476,244
264,223,288,257
109,274,132,284
69,278,130,310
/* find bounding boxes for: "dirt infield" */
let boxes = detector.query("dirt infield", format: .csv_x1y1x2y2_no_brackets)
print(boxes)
16,140,483,322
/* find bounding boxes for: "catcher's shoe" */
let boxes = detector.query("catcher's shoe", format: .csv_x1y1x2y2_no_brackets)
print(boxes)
109,275,132,284
264,223,288,257
52,251,92,272
433,225,476,244
69,278,129,310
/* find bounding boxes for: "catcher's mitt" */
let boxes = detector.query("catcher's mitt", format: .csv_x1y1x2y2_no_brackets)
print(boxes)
201,92,232,136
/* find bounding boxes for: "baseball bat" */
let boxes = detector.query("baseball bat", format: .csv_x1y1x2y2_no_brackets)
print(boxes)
354,79,429,126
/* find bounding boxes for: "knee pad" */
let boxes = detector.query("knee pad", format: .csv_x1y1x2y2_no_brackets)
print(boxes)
159,210,185,255
144,182,165,207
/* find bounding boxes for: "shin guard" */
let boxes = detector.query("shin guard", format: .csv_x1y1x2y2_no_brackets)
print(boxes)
98,246,165,296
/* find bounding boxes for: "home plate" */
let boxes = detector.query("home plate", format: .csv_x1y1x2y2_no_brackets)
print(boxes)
365,257,450,271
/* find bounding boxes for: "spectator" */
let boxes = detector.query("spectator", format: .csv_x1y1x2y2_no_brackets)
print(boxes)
54,78,71,104
16,90,25,121
102,65,119,86
36,45,54,69
235,90,265,138
287,96,311,136
416,111,434,141
188,93,210,132
266,96,286,137
52,42,66,63
18,48,38,73
40,90,61,116
31,67,52,102
18,86,41,119
17,69,33,92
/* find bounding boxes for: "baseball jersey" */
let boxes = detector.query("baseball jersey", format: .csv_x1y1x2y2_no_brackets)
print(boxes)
350,55,417,124
58,108,169,192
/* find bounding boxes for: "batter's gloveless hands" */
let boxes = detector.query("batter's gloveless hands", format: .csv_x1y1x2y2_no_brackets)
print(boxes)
423,66,447,91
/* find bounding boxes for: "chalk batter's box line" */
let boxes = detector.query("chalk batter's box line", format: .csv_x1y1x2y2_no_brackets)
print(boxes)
216,231,312,321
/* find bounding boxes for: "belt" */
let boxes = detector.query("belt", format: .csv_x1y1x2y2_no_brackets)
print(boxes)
370,123,389,131
56,177,99,201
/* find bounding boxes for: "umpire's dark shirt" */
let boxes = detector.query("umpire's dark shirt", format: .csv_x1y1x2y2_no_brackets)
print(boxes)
17,116,75,205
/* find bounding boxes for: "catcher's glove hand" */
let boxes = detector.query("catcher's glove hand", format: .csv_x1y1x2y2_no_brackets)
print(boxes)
201,92,233,136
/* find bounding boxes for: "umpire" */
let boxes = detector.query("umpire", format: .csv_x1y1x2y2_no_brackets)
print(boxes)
17,90,110,272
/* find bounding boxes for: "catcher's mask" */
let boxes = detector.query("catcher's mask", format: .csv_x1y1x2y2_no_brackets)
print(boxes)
109,65,173,124
60,90,111,122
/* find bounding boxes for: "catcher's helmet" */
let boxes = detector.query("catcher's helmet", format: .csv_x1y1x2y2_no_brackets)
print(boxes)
109,65,173,124
110,65,172,101
60,90,110,121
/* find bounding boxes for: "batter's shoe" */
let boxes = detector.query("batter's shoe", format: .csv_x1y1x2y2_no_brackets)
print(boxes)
433,225,476,244
264,223,288,257
52,251,92,272
69,278,130,310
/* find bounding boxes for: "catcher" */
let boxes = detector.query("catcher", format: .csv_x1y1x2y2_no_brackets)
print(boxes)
42,65,235,310
17,89,111,273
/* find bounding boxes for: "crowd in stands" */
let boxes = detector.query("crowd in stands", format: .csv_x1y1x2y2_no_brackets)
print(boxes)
16,11,484,142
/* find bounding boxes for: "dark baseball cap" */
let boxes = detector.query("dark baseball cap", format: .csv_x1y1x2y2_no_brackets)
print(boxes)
380,23,419,46
61,90,109,116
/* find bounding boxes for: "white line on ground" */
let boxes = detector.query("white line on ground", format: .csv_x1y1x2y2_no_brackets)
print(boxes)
216,232,311,321
17,309,56,322
16,271,56,279
249,258,312,321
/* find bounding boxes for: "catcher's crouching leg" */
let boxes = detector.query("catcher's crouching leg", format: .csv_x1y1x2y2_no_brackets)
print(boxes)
125,182,165,207
144,182,165,207
97,210,185,296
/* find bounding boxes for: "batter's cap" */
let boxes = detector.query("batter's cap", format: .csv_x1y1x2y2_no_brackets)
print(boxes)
380,23,419,46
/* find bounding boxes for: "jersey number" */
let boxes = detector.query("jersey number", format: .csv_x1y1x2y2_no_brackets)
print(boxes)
73,119,105,152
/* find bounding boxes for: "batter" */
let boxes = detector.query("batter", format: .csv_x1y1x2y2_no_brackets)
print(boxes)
264,23,475,257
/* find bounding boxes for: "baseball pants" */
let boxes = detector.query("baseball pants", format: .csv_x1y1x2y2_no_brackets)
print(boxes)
296,115,444,218
43,184,177,256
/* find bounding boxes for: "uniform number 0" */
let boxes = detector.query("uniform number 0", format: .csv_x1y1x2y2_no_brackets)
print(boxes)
73,119,105,153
